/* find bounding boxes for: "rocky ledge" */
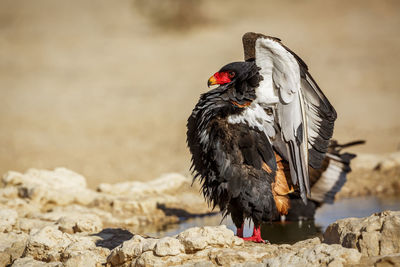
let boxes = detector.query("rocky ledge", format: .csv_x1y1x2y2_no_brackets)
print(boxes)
0,168,213,236
0,166,399,266
1,210,399,266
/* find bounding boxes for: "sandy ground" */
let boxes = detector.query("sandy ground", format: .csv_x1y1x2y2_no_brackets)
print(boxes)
1,0,399,187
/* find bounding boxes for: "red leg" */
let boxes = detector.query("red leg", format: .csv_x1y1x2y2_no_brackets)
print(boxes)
236,224,244,238
241,225,265,243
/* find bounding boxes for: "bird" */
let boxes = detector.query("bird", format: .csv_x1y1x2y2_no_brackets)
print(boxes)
187,32,338,243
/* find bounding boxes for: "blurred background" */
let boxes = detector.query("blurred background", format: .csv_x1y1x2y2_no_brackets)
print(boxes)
1,0,399,188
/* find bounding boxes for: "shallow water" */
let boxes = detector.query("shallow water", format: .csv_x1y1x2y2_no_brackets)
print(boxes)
147,196,400,244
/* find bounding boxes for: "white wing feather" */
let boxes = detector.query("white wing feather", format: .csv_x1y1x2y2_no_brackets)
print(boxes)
254,37,310,202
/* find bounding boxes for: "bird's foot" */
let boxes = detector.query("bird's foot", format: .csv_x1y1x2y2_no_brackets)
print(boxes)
241,235,266,243
239,225,267,243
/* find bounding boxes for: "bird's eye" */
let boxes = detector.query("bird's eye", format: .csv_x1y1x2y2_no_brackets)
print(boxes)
228,72,235,78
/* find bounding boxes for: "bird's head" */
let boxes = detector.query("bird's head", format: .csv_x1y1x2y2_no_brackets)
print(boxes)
207,61,258,88
203,61,262,110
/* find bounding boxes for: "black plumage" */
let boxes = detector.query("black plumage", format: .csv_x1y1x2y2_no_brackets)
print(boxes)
187,62,280,228
188,33,344,243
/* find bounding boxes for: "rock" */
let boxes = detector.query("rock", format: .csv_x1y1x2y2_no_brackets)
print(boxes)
263,243,361,267
134,250,162,267
0,165,397,266
63,251,104,267
373,254,400,267
0,167,210,240
141,238,158,252
56,214,102,234
97,173,188,196
2,168,96,206
135,250,187,267
214,249,259,266
0,208,18,232
25,226,74,261
62,235,109,266
17,218,53,233
1,198,41,218
0,232,28,266
11,256,62,267
177,225,243,252
324,210,400,256
338,152,400,198
177,261,215,267
107,234,144,266
350,152,400,171
62,236,97,257
351,154,385,170
154,236,185,256
0,186,18,198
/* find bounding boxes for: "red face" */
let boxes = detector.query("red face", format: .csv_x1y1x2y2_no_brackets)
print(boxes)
208,71,236,87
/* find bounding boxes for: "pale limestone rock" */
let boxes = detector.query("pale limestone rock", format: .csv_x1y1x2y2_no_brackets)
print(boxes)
378,152,400,171
0,208,18,232
351,154,385,170
324,211,400,256
176,261,215,267
350,152,400,171
0,186,18,198
133,250,159,267
0,232,28,266
154,236,184,256
63,251,104,267
134,250,187,267
62,236,97,256
32,204,107,222
2,168,95,206
17,218,53,233
291,237,322,249
177,225,243,252
0,165,397,267
97,173,188,196
215,249,259,266
263,243,361,267
1,198,41,218
3,168,86,188
26,226,75,261
11,256,62,267
141,238,158,252
56,213,102,234
372,254,400,267
62,236,109,265
107,235,145,266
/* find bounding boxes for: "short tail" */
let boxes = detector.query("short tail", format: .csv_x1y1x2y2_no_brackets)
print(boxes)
309,140,365,204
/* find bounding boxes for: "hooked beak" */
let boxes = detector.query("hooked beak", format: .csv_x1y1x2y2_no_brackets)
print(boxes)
207,75,217,88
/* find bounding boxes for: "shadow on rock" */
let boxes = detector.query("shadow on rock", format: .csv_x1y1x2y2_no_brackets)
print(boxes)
92,228,134,250
157,203,219,219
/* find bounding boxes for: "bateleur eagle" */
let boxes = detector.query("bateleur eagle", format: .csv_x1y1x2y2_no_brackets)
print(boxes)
187,33,344,243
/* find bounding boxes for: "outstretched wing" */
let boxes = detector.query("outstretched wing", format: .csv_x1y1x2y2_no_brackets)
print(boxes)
242,32,337,203
284,46,337,169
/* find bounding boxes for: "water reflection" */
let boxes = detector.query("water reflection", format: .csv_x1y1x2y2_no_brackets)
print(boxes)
261,220,322,244
146,196,400,243
315,195,400,231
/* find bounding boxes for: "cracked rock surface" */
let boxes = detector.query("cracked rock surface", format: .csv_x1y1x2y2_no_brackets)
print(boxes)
0,167,399,266
1,211,400,266
324,210,400,257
